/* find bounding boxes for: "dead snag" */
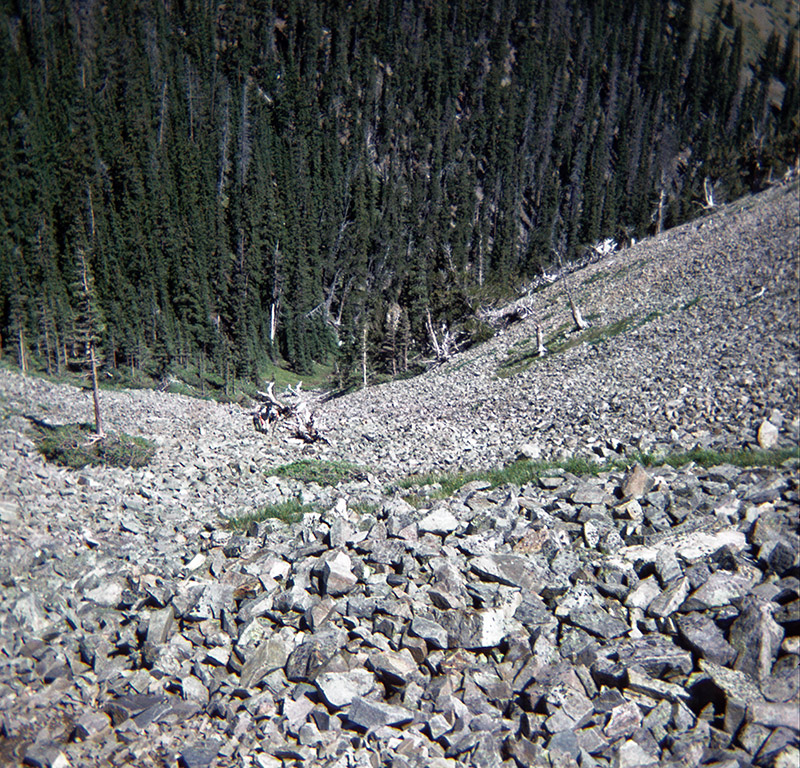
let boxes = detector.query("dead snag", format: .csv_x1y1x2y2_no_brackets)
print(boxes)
537,324,547,357
253,381,330,444
557,250,591,332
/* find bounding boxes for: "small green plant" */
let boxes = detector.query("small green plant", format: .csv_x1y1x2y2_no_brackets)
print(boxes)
225,498,313,531
32,422,155,469
269,459,370,485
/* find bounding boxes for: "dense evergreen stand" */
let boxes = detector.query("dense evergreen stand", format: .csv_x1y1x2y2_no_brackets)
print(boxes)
1,0,797,391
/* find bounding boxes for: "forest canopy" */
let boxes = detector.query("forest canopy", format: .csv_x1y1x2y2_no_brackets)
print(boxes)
1,0,797,392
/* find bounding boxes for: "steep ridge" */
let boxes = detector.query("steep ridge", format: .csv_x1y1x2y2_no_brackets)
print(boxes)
0,184,797,768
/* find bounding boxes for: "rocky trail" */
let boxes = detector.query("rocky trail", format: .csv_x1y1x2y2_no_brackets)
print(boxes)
0,184,798,768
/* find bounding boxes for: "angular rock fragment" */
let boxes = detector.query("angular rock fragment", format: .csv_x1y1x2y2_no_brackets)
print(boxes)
346,696,415,730
567,603,629,639
315,669,375,709
675,612,736,665
322,551,358,596
728,597,784,680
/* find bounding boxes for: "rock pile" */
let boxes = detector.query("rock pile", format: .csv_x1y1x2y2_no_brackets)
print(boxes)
0,184,798,768
0,453,798,768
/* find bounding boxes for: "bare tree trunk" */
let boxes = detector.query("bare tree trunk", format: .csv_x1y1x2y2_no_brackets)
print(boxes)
217,88,231,198
425,308,440,359
386,303,401,378
270,303,279,346
400,309,409,372
270,242,281,351
79,250,104,436
655,188,665,235
17,326,27,375
557,251,590,332
567,293,589,331
89,340,103,437
703,177,716,208
361,324,368,389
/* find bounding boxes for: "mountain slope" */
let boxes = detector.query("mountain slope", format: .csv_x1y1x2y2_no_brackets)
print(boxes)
0,183,798,768
319,182,800,477
0,183,797,491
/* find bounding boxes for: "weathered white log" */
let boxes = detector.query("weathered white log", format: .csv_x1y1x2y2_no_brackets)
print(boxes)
537,325,547,357
253,381,329,443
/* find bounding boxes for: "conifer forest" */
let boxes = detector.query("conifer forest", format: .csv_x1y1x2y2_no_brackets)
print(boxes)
1,0,798,393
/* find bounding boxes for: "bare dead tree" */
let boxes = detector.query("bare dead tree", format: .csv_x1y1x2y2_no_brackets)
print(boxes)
253,382,330,444
385,302,402,377
556,249,590,332
425,308,458,363
537,324,547,357
76,248,105,438
361,323,369,389
702,177,717,209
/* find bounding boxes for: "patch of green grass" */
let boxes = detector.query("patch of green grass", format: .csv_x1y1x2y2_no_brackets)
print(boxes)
511,336,535,349
681,295,704,310
397,456,624,501
269,459,370,485
395,446,800,503
349,500,381,516
443,357,475,374
498,309,670,377
32,422,155,469
582,270,609,286
225,498,312,531
653,446,800,470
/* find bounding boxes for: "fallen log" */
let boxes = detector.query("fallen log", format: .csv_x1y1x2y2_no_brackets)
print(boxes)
253,382,330,444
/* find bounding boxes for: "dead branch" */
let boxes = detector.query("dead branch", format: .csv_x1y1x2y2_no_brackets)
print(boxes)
253,382,329,443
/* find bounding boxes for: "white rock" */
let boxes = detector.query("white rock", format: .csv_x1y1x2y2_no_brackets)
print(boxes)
517,442,542,460
418,508,460,535
315,669,375,708
323,551,358,596
757,419,779,449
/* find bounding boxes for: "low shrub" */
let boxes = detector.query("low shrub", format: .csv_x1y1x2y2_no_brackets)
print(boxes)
32,422,155,469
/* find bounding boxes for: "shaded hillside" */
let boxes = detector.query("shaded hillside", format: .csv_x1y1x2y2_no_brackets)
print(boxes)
1,0,797,391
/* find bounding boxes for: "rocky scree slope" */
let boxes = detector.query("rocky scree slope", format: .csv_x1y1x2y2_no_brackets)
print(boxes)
0,184,797,768
321,183,799,476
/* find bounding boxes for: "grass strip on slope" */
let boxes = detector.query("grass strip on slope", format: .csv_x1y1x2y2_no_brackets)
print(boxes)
268,459,370,485
397,447,800,502
225,498,313,531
